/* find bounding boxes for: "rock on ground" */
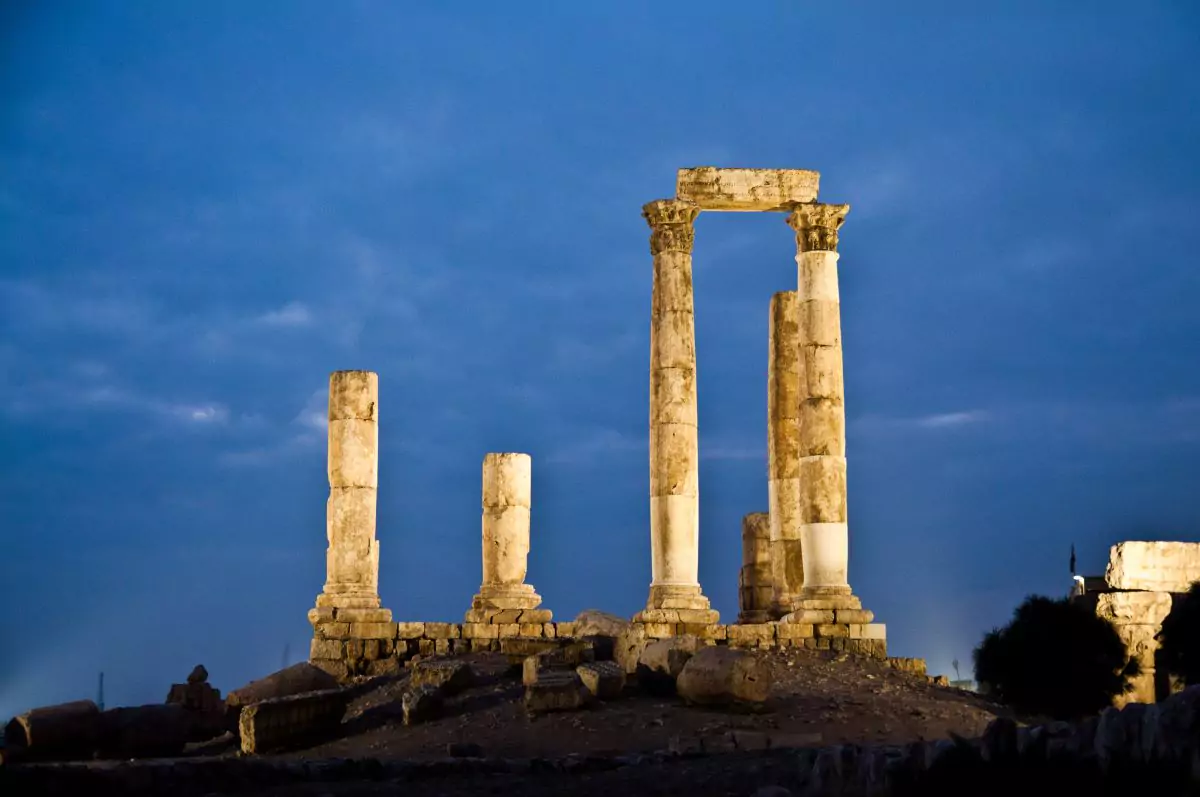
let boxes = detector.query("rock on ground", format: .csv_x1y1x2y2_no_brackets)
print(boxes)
572,610,630,639
636,636,700,695
402,686,443,727
675,646,770,706
576,661,625,700
226,663,341,710
525,671,592,715
409,659,474,695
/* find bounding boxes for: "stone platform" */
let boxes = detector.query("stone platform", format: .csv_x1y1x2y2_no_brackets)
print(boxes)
309,618,887,680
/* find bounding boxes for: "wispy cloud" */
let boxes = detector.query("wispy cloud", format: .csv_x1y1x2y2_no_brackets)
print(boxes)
255,301,313,328
219,387,327,468
914,410,992,429
853,408,994,435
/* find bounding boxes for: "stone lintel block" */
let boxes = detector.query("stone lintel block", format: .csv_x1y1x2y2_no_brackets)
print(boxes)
727,624,776,645
423,623,461,640
555,622,576,638
1095,591,1173,626
675,167,820,212
395,622,425,639
834,609,875,624
862,623,887,640
462,623,501,640
815,623,851,638
313,622,352,640
497,623,522,638
333,607,393,624
349,622,397,640
1105,541,1200,592
310,638,344,660
482,452,532,509
777,623,815,640
239,688,350,754
518,623,545,638
328,419,378,488
329,370,377,421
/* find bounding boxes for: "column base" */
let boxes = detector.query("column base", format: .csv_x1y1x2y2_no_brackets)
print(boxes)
465,583,551,623
780,591,875,625
314,589,383,611
634,584,720,624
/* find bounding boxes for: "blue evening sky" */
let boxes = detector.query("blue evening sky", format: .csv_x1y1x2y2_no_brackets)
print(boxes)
3,2,1199,716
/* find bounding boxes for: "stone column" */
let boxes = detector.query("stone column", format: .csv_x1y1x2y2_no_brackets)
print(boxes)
636,198,717,624
311,370,391,619
785,203,857,605
768,290,804,614
466,453,551,623
738,512,774,623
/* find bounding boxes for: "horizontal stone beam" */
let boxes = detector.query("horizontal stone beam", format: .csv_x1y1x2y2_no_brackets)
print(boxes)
1106,541,1200,592
675,167,820,212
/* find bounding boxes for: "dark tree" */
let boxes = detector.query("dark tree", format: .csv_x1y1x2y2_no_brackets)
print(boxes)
1158,581,1200,687
973,595,1138,720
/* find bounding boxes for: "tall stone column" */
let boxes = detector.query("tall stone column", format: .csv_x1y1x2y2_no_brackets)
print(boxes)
785,203,858,605
768,290,804,614
636,198,717,624
466,453,552,623
738,512,774,623
311,370,391,620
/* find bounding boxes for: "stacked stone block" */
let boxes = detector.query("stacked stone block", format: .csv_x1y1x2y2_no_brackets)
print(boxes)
738,513,774,623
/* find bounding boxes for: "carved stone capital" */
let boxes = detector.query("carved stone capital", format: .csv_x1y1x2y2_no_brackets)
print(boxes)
643,199,700,256
786,203,850,253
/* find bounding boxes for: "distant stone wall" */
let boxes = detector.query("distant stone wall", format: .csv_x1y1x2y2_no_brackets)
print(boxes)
309,619,888,680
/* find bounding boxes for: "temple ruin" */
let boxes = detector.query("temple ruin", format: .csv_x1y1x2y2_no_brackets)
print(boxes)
308,167,887,678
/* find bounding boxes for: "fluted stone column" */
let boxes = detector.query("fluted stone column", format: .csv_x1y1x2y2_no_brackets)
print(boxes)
768,290,804,614
738,512,774,624
311,370,391,621
636,198,717,624
466,452,551,623
786,203,857,605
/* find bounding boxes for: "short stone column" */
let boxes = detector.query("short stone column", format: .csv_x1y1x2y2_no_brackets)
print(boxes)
309,371,392,626
785,203,859,607
738,513,774,623
465,453,552,624
768,290,804,614
636,198,718,625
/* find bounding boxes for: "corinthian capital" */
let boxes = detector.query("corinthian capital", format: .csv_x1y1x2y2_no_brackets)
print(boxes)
643,199,700,256
786,203,850,253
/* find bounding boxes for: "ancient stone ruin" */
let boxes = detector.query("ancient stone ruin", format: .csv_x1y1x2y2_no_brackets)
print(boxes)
1073,540,1200,706
307,167,887,677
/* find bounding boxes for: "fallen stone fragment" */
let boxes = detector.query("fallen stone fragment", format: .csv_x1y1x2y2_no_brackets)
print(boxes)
238,688,349,754
572,610,630,639
3,700,101,761
636,635,699,695
226,663,340,711
524,671,591,715
409,659,474,695
402,685,443,726
522,642,597,685
576,661,625,700
675,646,770,706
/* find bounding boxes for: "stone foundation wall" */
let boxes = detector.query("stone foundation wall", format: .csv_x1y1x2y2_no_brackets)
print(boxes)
310,620,888,679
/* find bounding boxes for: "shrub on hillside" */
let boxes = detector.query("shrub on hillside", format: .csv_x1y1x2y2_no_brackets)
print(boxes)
973,595,1138,720
1158,581,1200,687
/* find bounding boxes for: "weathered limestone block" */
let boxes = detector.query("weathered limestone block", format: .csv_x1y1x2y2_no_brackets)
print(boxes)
1096,591,1173,626
572,610,631,639
328,370,377,422
95,704,195,759
327,419,377,488
3,700,100,761
739,512,775,623
237,689,349,754
887,657,927,677
409,659,474,695
1105,541,1200,592
675,167,820,211
676,647,770,706
226,663,340,711
402,685,443,726
727,623,777,648
524,672,592,714
637,635,700,694
576,661,626,700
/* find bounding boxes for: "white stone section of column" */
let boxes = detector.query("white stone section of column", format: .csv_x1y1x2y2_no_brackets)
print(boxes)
636,198,717,624
786,203,855,602
768,290,803,615
466,452,551,622
738,512,774,623
313,370,390,617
